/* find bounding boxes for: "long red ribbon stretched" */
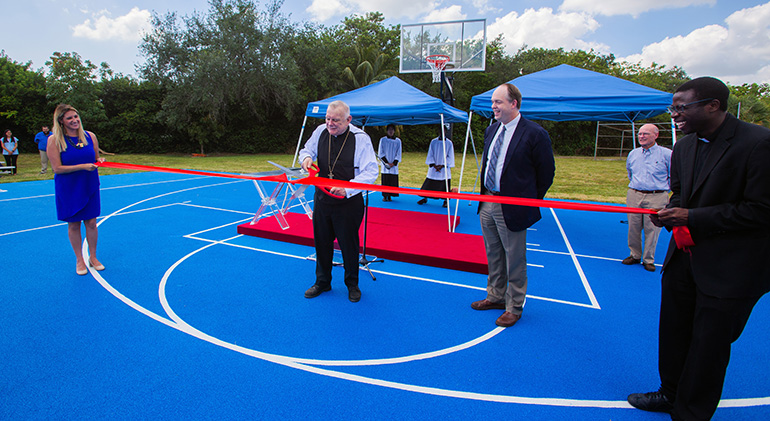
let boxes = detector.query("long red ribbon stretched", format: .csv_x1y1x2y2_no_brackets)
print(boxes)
96,161,693,248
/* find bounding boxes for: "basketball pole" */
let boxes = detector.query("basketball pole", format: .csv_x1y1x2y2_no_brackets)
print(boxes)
439,69,455,141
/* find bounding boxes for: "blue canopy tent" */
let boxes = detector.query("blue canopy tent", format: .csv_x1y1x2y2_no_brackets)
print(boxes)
303,76,467,125
469,64,673,122
294,76,468,163
458,64,674,207
293,76,469,230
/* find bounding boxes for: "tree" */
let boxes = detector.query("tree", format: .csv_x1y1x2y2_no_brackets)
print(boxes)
0,52,48,150
338,12,400,61
341,45,395,90
140,0,304,154
99,75,173,153
45,51,107,126
730,83,770,126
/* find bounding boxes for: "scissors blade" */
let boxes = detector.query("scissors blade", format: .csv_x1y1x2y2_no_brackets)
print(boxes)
267,161,305,178
287,184,310,202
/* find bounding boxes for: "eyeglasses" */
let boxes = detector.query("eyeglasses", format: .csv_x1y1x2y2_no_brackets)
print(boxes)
325,117,344,123
667,98,715,114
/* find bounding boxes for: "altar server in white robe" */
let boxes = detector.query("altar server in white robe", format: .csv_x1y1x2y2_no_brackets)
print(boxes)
378,123,402,202
418,131,454,208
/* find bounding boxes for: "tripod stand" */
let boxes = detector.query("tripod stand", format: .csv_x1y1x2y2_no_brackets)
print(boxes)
359,192,384,280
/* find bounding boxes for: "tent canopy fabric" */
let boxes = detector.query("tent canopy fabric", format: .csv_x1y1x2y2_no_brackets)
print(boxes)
469,64,673,122
305,76,468,126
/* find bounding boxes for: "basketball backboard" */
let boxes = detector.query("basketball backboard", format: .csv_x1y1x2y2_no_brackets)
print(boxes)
399,19,486,73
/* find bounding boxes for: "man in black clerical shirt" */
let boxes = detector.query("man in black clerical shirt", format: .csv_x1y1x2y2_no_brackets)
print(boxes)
298,100,379,302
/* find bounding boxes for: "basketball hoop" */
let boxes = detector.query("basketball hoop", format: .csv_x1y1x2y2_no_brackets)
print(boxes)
425,54,451,83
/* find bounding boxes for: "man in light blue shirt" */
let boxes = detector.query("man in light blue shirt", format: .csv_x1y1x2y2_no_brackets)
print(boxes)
622,123,672,271
34,125,51,174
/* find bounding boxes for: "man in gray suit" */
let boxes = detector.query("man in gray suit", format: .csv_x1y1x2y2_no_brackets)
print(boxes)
471,83,555,327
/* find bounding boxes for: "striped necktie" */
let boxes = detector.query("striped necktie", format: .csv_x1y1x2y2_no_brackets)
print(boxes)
484,126,506,192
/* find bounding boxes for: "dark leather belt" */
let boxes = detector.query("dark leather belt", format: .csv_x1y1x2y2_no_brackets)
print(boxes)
632,188,666,194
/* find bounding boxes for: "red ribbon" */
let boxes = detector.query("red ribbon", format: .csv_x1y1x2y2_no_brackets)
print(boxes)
97,161,693,247
673,226,695,252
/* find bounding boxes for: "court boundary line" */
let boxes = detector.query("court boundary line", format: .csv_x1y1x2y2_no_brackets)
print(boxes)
50,174,765,412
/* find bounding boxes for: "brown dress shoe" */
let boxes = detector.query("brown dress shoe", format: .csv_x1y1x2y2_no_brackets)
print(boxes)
620,256,642,265
622,256,641,265
643,263,656,272
471,299,506,310
495,311,521,327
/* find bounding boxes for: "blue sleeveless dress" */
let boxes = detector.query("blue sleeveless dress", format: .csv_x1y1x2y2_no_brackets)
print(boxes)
54,133,101,222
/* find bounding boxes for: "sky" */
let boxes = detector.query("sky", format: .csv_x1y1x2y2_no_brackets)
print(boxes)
5,0,770,86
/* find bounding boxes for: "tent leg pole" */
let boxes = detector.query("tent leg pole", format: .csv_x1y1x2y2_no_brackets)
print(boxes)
594,121,599,160
292,116,308,167
454,112,474,231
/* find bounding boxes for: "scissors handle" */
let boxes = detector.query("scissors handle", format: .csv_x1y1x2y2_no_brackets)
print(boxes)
308,163,345,199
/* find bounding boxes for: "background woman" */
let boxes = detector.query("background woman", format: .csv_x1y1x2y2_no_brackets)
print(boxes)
47,104,105,275
2,129,19,174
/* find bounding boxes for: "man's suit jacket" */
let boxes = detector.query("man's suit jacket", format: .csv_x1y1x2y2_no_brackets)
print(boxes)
663,113,770,298
479,117,555,232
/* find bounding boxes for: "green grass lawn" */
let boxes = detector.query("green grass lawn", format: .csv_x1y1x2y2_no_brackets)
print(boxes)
2,152,630,204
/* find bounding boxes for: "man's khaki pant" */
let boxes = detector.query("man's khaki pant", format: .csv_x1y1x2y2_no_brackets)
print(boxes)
626,188,669,264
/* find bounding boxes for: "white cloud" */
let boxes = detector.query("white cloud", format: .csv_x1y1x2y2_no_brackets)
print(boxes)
423,5,467,23
470,0,501,15
306,0,438,22
306,0,351,22
559,0,716,17
488,7,609,54
72,7,151,42
620,2,770,84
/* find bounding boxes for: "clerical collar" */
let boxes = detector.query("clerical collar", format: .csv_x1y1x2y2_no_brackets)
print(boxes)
697,115,728,143
331,128,350,139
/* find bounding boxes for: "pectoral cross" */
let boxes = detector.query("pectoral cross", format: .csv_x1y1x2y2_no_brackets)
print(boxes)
328,172,334,179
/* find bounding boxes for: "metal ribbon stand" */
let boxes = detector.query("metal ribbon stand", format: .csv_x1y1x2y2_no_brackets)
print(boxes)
359,192,384,280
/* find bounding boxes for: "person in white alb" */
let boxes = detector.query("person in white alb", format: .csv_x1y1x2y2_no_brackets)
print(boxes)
378,123,402,202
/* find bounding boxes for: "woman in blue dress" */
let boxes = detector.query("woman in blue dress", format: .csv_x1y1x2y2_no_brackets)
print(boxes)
47,104,106,276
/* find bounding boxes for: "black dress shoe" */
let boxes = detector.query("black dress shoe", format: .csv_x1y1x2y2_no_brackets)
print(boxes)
348,287,361,302
622,256,641,265
627,389,673,413
417,198,427,205
304,284,331,298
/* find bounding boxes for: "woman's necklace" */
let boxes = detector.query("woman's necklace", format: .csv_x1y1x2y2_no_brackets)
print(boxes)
65,134,84,148
327,130,350,179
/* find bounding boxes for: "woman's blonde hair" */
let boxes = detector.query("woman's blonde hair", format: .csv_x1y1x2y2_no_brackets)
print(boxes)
51,104,88,152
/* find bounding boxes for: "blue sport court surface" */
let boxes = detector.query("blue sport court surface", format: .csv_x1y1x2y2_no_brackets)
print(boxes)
1,171,768,420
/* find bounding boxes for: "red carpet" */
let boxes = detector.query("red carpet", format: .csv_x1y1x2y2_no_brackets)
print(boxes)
237,207,490,274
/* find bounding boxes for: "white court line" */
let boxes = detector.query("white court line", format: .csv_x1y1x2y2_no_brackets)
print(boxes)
157,239,508,367
532,248,662,266
0,202,187,237
179,202,255,216
79,179,768,411
0,176,212,203
551,208,600,310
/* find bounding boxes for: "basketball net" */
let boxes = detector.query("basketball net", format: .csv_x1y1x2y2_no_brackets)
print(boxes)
426,54,450,83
